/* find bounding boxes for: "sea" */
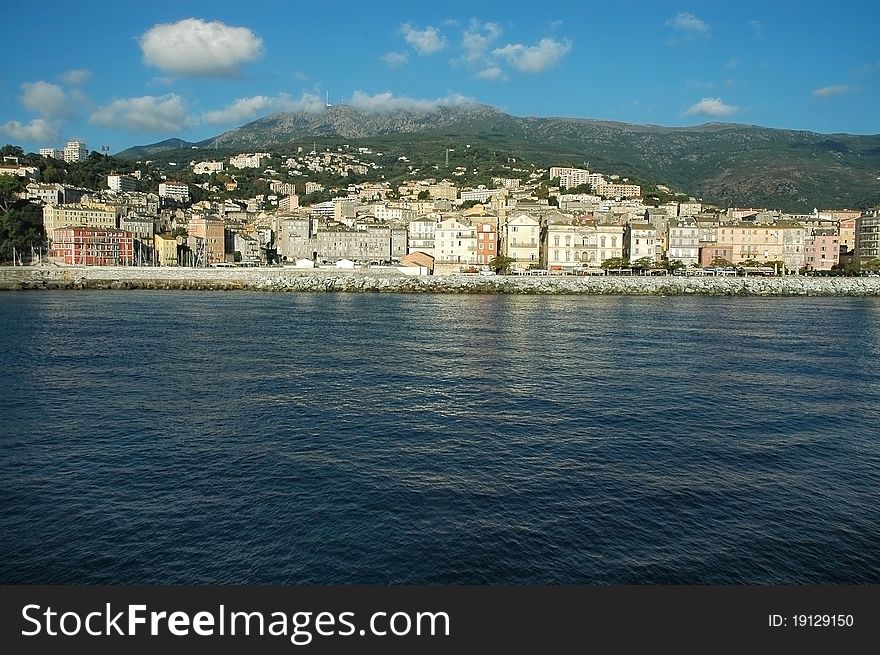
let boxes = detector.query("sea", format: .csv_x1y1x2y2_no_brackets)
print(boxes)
1,291,878,584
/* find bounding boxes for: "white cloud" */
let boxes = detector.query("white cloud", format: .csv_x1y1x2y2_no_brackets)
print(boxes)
0,118,61,142
475,66,506,81
666,12,710,36
401,23,446,55
381,51,409,68
461,21,503,64
683,97,738,117
21,81,73,119
139,18,263,76
492,37,571,73
90,94,195,132
350,91,474,113
59,69,91,86
202,92,323,124
812,85,851,98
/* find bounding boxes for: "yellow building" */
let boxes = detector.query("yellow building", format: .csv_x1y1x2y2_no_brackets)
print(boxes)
43,204,119,242
154,233,178,266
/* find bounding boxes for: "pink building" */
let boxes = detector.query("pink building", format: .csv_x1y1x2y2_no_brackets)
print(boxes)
804,233,840,270
50,227,134,266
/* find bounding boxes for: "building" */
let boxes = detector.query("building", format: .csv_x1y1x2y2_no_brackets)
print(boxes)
855,211,880,261
804,230,840,271
158,181,190,203
595,223,626,264
39,148,64,160
667,219,700,267
708,222,806,271
625,223,659,263
107,174,138,192
596,183,641,199
43,203,120,239
317,223,392,263
186,216,225,265
428,182,459,201
407,216,437,255
433,218,477,273
193,161,224,174
154,233,178,266
501,214,540,268
63,140,88,163
27,183,65,205
473,217,498,266
543,214,581,270
50,227,134,265
229,153,270,169
305,181,324,195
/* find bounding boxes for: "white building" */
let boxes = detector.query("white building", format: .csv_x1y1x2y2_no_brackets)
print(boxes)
193,161,224,174
229,153,270,169
407,216,438,255
39,148,64,160
625,223,658,263
434,218,476,272
158,181,190,203
107,174,138,192
64,140,88,163
667,220,700,267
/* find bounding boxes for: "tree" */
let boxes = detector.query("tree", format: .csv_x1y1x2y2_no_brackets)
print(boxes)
711,257,732,267
740,258,762,267
631,256,654,271
488,255,516,274
417,190,430,200
601,256,630,269
667,259,685,272
0,201,44,262
0,176,26,212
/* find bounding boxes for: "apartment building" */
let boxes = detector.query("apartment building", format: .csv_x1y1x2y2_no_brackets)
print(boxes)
50,227,134,265
501,214,540,268
63,140,88,163
158,181,190,203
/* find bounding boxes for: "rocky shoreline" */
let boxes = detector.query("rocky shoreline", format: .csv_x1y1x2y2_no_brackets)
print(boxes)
2,266,880,296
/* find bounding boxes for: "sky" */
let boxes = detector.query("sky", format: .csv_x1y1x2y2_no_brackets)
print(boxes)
2,0,878,154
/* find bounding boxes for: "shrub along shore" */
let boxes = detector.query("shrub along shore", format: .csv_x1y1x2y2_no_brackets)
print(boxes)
2,266,880,296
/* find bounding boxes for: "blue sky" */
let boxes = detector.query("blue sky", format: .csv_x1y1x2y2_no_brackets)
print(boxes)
2,0,878,153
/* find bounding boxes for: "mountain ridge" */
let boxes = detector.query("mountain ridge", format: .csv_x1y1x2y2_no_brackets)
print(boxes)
116,104,880,211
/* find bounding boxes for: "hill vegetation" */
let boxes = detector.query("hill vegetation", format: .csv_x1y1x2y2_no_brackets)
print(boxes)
116,104,880,212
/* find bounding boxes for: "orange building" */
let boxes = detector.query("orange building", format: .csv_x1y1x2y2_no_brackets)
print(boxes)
50,227,134,266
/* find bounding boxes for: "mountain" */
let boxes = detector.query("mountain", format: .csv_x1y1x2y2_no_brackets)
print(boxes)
117,104,880,211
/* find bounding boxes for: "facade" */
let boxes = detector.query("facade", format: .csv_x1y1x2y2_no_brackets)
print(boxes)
667,220,700,267
51,227,134,265
596,183,641,199
317,224,392,263
855,212,880,261
428,182,458,200
158,181,190,203
43,204,119,239
27,182,65,205
279,217,315,261
229,153,270,169
625,223,658,263
39,148,64,160
713,222,806,270
502,214,540,268
234,233,261,263
154,233,178,266
407,216,437,255
543,216,581,270
595,223,625,264
187,216,225,265
63,140,88,163
107,174,138,192
473,217,498,266
804,231,840,271
193,161,224,174
434,218,477,271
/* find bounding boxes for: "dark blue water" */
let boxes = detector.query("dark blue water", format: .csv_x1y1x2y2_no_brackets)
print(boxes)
1,291,878,584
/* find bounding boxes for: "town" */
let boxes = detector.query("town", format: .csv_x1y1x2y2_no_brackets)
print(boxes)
2,139,880,276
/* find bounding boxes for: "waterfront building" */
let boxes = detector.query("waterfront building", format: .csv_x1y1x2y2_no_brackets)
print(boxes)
667,219,700,267
625,223,659,263
50,227,134,265
501,214,540,269
43,203,119,240
187,216,225,265
804,230,840,271
434,217,477,273
855,211,880,261
407,216,437,256
154,233,178,266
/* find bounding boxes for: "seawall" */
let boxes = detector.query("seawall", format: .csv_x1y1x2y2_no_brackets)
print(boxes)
2,266,880,296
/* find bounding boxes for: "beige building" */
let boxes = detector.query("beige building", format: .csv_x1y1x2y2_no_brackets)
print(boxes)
667,220,700,267
434,217,476,273
502,214,540,269
714,222,806,270
154,233,178,266
187,216,225,265
595,223,626,264
43,204,119,241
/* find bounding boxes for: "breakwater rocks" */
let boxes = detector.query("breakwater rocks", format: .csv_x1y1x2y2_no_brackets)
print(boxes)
2,266,880,296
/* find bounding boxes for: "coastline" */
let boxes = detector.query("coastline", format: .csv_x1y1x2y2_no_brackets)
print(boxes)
1,266,879,296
